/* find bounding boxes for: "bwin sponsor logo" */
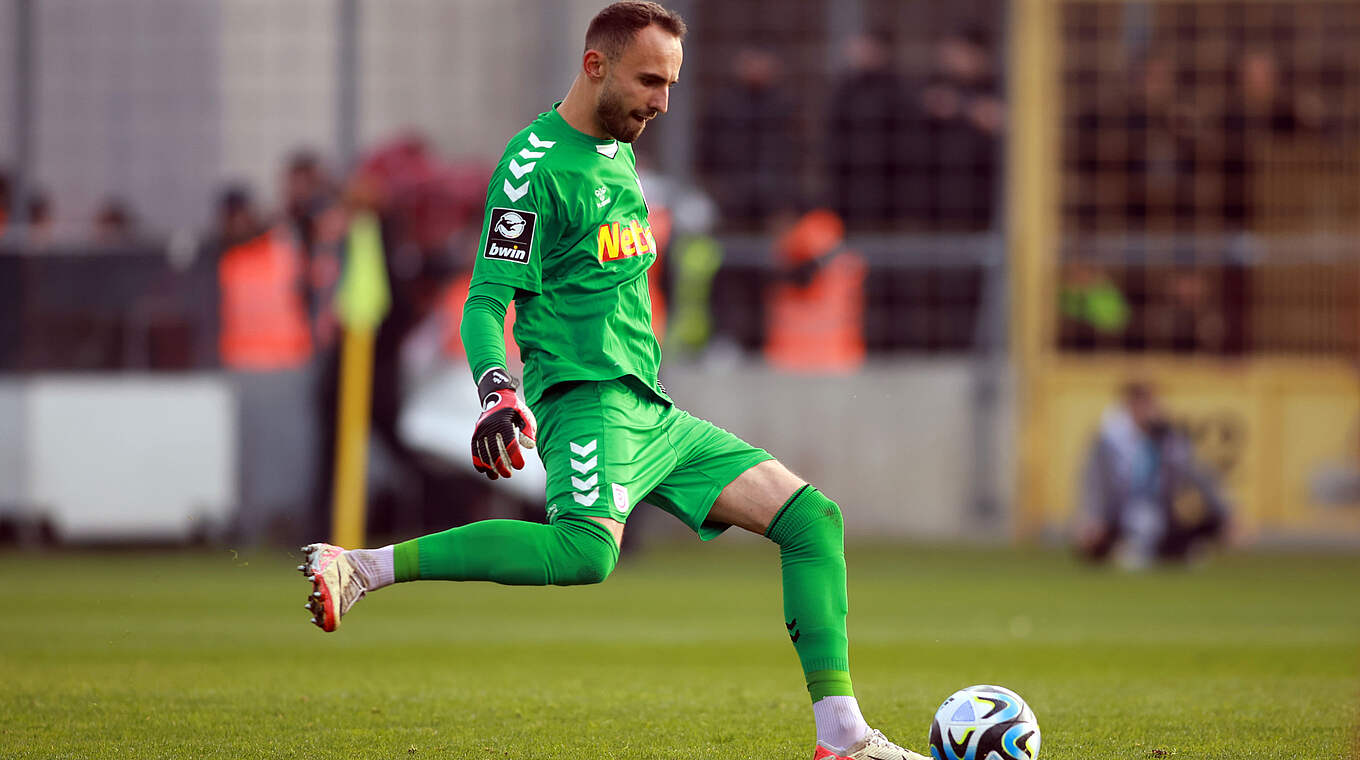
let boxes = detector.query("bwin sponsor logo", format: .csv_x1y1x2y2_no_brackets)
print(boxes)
487,242,528,262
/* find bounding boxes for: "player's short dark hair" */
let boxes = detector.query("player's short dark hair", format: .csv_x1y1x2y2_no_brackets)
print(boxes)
585,2,687,60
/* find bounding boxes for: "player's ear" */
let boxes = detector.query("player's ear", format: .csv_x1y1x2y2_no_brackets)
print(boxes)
583,49,608,82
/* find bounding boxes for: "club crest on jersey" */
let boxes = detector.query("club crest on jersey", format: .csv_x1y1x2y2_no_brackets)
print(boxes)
484,207,536,265
597,219,657,262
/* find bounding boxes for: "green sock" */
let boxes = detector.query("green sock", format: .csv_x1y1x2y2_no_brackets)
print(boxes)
765,485,854,702
392,516,618,586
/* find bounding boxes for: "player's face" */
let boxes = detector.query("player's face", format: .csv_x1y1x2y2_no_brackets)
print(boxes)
597,25,682,142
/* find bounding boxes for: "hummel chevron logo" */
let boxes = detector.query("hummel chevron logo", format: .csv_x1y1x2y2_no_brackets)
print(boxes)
573,488,599,506
569,440,598,498
503,179,528,201
570,456,597,474
501,134,554,200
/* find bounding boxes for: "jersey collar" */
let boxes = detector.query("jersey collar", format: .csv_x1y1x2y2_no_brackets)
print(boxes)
549,102,621,158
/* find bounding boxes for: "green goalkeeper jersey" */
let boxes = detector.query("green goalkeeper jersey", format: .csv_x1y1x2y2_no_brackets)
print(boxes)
471,104,668,408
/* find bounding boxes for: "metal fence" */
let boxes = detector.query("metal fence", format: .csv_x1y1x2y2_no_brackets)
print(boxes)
1055,0,1360,358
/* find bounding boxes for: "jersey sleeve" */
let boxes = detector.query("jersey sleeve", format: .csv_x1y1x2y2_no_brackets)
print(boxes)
460,281,515,384
470,156,562,295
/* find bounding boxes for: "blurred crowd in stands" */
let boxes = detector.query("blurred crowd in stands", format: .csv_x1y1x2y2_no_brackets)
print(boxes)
1055,39,1359,357
0,26,1006,245
0,178,141,249
698,28,1004,234
0,16,1353,249
1067,47,1348,234
1,20,1355,367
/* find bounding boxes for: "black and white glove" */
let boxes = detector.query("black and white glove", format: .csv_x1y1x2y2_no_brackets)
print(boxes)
470,368,537,480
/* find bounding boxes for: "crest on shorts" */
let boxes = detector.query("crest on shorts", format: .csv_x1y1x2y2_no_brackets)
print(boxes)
611,483,631,515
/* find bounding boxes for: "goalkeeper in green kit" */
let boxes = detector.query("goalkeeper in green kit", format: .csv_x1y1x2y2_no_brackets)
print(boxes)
298,4,924,758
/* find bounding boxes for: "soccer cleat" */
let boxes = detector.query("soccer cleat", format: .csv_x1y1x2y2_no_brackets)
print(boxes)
298,543,367,632
814,729,930,760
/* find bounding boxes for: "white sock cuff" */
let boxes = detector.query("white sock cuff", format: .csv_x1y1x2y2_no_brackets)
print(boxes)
813,695,870,752
345,545,395,591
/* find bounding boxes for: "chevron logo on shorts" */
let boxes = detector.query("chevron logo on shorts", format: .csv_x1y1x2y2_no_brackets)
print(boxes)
570,440,599,506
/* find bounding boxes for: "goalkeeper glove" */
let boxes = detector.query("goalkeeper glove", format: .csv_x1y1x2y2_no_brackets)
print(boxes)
471,367,537,480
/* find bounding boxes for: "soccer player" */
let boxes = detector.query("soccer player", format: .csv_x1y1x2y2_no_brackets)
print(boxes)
299,4,925,758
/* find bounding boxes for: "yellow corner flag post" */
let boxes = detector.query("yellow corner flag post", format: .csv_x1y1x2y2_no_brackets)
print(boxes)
330,211,391,549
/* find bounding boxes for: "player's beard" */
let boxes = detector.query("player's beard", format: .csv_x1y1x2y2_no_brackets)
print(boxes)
596,79,654,143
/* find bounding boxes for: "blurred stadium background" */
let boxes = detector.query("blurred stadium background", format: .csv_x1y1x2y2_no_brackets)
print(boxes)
0,0,1357,552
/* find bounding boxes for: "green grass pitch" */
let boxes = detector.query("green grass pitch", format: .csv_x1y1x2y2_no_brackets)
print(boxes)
1,541,1357,759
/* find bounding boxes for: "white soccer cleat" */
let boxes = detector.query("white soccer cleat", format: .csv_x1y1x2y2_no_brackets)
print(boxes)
297,543,366,632
814,729,930,760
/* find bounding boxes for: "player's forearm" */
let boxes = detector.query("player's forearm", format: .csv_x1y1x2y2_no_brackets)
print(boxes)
460,281,516,382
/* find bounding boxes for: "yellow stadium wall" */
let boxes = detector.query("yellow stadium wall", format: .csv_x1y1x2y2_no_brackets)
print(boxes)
1024,360,1360,542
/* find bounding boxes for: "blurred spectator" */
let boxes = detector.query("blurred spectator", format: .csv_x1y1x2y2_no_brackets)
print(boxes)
1076,381,1234,568
1148,268,1234,354
1069,50,1196,232
282,149,338,254
211,184,264,250
1233,49,1321,135
26,191,54,248
217,168,317,372
901,27,1004,230
1122,50,1197,230
0,170,9,232
92,198,139,246
355,133,492,260
274,149,347,348
825,31,910,232
764,209,866,373
0,175,53,245
697,46,798,231
1058,259,1130,350
1218,48,1322,230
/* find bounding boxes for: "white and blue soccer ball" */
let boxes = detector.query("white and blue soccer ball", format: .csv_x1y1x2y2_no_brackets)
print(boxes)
928,684,1040,760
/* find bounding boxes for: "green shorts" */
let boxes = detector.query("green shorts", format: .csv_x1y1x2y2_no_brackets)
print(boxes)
533,376,773,541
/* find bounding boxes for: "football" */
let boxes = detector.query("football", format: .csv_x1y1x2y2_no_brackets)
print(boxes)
928,684,1041,760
